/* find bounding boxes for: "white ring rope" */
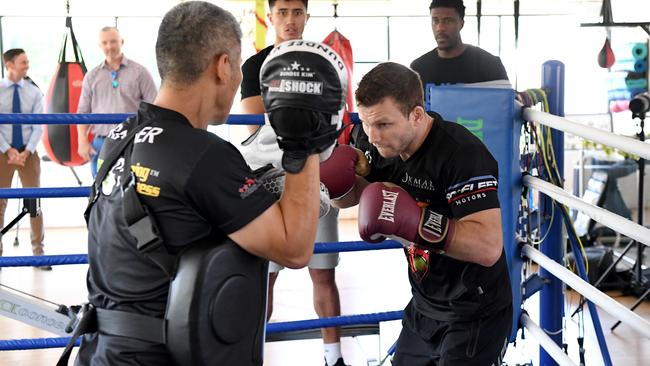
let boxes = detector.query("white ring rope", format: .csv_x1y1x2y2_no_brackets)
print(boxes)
523,108,650,161
521,244,650,338
520,313,577,366
523,175,650,248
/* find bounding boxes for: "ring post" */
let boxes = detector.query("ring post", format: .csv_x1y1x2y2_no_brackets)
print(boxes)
539,60,565,366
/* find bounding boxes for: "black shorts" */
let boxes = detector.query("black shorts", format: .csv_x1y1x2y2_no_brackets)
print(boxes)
392,300,512,366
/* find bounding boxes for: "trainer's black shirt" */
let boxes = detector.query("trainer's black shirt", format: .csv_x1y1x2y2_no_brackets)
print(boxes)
410,45,508,87
241,45,274,100
86,102,276,317
359,113,512,321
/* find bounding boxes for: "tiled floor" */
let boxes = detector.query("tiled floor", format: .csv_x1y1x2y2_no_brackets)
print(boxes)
0,222,649,365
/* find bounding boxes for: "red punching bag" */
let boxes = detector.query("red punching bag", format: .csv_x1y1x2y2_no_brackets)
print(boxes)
43,16,88,166
323,29,356,145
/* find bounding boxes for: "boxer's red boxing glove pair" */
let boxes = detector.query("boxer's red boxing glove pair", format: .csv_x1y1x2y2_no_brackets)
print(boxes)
358,182,455,253
320,145,370,199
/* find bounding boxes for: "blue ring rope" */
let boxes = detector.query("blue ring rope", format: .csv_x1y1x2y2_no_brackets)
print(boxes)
0,337,80,351
0,311,403,351
266,310,403,333
0,113,361,125
0,187,90,199
0,241,401,268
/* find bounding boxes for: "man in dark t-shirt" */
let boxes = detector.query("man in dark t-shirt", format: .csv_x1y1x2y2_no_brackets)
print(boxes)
410,0,508,87
241,0,310,134
241,45,273,126
240,3,349,366
321,63,512,366
75,3,326,365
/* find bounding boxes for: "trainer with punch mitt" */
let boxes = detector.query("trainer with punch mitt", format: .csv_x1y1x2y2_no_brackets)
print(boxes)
57,3,344,366
321,62,512,366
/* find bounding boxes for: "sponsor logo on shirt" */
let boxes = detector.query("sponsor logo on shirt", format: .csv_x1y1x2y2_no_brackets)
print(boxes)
134,127,164,144
131,164,161,197
446,175,497,205
136,182,160,197
401,172,435,191
239,177,261,198
108,124,127,140
131,163,159,183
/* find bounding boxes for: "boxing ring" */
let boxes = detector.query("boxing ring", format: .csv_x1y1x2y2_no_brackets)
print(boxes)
1,61,650,365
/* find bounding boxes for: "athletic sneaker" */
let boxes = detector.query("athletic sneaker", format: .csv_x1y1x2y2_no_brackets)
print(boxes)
325,358,349,366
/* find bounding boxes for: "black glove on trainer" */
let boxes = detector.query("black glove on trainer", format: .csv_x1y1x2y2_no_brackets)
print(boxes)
261,40,348,173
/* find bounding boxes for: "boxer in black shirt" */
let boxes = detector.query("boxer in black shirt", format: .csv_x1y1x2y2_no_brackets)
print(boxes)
321,62,511,366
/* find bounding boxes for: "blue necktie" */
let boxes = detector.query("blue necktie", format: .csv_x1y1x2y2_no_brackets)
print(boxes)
11,84,23,149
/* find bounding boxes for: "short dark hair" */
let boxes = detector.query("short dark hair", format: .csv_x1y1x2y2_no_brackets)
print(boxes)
156,1,242,85
429,0,465,18
356,62,424,118
3,48,25,63
269,0,308,9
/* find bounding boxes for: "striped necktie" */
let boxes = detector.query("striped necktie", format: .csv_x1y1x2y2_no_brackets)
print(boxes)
11,83,24,149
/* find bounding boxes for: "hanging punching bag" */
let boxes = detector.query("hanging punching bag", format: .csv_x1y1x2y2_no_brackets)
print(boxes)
323,29,355,145
43,16,88,166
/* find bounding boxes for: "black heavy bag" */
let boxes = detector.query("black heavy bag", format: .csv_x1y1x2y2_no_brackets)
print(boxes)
43,16,88,166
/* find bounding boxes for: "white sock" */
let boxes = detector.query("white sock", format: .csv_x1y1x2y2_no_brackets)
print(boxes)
324,342,342,365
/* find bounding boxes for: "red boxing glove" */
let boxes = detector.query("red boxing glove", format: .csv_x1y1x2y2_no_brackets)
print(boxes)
320,145,370,199
358,182,455,253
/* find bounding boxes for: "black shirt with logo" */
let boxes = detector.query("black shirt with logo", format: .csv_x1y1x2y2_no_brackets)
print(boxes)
410,45,509,87
86,103,276,317
241,45,274,100
359,113,512,321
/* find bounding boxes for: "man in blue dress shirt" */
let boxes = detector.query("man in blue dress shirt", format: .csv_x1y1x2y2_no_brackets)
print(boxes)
0,48,49,268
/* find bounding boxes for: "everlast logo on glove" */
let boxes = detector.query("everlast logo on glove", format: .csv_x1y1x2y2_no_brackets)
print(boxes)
420,210,447,242
260,40,348,174
378,189,399,223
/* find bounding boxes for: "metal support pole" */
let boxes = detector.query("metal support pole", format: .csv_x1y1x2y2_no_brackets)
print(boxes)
635,118,646,292
539,60,564,366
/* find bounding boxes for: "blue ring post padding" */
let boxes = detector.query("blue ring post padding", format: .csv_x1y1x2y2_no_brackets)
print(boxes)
0,187,90,199
426,85,522,342
540,60,565,366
